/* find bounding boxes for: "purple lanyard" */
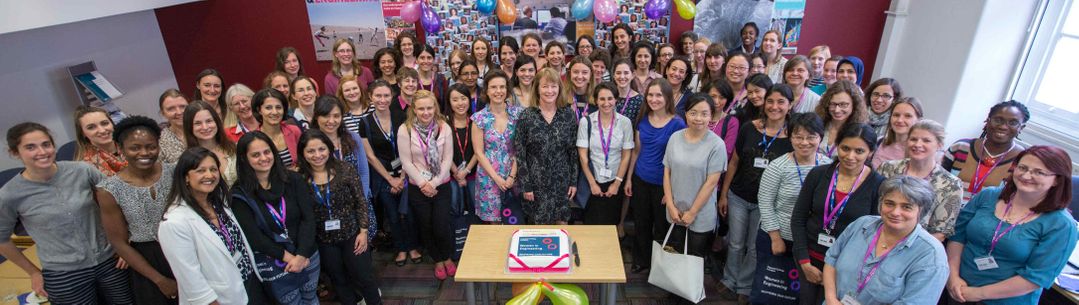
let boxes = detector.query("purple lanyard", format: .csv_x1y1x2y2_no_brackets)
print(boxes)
214,212,235,253
988,198,1035,255
597,114,616,167
618,93,632,115
472,97,478,113
265,197,287,232
857,224,910,293
822,166,866,233
572,96,586,121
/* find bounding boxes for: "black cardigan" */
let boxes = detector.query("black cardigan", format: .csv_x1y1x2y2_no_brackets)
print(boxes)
231,172,318,260
790,163,884,264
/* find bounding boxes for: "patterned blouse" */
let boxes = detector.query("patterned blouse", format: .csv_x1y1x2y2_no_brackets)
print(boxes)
306,163,370,244
204,205,255,281
81,144,127,176
158,126,185,164
877,158,964,237
513,106,579,224
97,163,174,242
615,94,645,125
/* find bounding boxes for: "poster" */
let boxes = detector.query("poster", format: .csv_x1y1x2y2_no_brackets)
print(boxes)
771,0,805,54
423,0,501,69
497,0,593,56
305,0,387,61
382,0,419,48
593,0,669,50
692,0,773,53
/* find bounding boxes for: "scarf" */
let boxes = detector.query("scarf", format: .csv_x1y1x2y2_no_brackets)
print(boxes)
868,110,891,132
415,121,441,173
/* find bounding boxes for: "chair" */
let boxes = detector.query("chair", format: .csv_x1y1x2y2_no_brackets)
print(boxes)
0,167,22,189
1070,176,1079,220
55,140,76,161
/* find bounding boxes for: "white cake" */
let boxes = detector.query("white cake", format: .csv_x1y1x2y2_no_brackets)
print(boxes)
507,229,572,273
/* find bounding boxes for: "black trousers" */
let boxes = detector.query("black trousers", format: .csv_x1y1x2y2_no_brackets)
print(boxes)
630,174,670,267
319,239,382,305
409,183,455,262
130,241,177,305
584,181,625,225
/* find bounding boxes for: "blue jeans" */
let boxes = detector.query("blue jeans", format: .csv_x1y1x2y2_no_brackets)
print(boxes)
267,252,321,305
371,173,418,253
721,191,760,296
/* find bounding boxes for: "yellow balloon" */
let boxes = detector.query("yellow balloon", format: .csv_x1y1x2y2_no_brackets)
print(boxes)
541,283,590,305
497,0,518,25
675,0,696,20
506,282,544,305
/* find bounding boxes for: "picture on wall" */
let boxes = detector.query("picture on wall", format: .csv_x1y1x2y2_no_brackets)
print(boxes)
593,0,669,51
423,0,500,76
383,0,420,48
498,0,593,56
305,0,387,61
772,0,806,53
692,0,773,53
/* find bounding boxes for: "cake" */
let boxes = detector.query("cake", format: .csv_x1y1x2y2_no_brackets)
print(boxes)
507,229,572,273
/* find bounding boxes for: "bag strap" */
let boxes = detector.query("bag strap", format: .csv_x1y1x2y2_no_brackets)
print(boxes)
660,223,690,254
720,115,731,139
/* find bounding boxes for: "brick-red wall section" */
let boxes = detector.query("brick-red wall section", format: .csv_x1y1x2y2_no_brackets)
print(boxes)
156,0,888,93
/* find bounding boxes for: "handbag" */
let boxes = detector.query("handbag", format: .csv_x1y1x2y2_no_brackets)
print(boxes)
648,224,706,303
748,235,800,304
500,189,527,225
450,181,475,260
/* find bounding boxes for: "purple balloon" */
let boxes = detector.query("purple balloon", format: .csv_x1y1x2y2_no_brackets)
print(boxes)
420,1,441,34
644,0,670,20
401,1,422,23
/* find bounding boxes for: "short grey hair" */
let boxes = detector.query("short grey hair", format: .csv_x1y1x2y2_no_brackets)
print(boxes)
878,175,935,220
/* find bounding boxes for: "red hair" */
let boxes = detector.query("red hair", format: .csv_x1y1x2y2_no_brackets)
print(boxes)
1000,145,1073,213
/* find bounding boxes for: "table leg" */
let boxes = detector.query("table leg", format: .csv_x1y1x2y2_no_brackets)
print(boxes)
465,282,476,305
604,283,617,305
480,282,491,305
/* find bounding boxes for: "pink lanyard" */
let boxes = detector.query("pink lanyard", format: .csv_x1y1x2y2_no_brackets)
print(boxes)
265,197,287,233
857,224,910,293
823,166,866,233
597,114,616,166
792,88,808,111
988,198,1035,255
619,93,632,115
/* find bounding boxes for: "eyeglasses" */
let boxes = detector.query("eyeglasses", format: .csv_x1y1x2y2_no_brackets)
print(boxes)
791,135,821,142
989,117,1023,128
870,92,894,100
829,102,852,109
1014,164,1056,178
728,65,748,71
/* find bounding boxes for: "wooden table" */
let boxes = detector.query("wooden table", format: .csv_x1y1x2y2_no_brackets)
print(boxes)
0,246,39,304
455,225,626,305
1053,283,1079,304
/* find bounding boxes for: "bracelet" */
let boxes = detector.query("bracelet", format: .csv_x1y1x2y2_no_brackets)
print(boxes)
798,259,811,266
614,177,624,182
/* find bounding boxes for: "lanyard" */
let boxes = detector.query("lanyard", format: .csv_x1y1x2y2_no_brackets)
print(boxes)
857,224,910,293
416,121,438,164
822,166,866,233
793,153,819,186
265,197,287,232
472,96,478,113
572,96,587,121
455,122,470,160
372,111,397,153
728,88,746,113
970,139,1012,193
758,124,786,155
214,211,235,253
988,198,1036,255
311,181,333,218
597,113,616,167
618,93,632,115
792,88,808,111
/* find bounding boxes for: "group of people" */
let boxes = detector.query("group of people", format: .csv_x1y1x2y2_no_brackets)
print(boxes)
0,22,1075,305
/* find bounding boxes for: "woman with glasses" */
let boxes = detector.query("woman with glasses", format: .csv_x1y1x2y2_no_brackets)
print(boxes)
942,101,1029,204
325,39,375,95
865,78,903,137
815,81,868,159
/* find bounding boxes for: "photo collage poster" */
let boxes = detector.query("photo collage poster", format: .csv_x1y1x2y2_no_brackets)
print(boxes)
424,0,501,76
593,0,671,50
305,0,388,61
382,0,420,50
497,0,594,56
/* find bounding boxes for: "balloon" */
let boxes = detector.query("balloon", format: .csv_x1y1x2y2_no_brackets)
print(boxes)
496,0,518,25
571,0,594,20
644,0,670,20
420,1,441,34
477,0,496,15
592,0,617,23
400,1,422,23
506,283,543,305
674,0,696,20
540,283,589,305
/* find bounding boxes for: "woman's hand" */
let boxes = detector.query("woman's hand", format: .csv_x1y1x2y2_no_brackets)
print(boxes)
288,255,310,273
523,192,535,201
947,275,969,302
623,179,633,197
718,195,729,218
770,235,787,255
389,177,405,194
30,271,47,298
589,182,602,196
665,202,682,224
801,263,822,284
354,232,369,254
680,210,698,225
604,180,621,197
567,186,577,199
960,286,984,303
115,257,129,269
454,170,468,182
421,182,438,197
155,277,178,299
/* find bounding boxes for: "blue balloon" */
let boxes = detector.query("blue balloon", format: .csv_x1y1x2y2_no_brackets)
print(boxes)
477,0,496,15
571,0,594,20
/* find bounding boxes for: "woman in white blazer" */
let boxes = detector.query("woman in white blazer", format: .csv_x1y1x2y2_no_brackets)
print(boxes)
159,147,270,305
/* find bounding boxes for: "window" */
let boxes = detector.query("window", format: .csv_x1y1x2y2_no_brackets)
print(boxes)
1010,0,1079,155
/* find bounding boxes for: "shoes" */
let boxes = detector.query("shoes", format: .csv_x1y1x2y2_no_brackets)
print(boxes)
410,252,424,264
434,264,448,280
445,260,457,276
394,252,407,267
715,283,738,301
630,264,649,274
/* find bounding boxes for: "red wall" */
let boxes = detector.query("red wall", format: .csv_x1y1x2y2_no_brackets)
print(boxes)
157,0,888,93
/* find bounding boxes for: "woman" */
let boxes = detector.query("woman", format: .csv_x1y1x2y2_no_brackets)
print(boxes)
373,48,403,96
871,97,923,168
499,37,520,76
836,57,864,86
784,55,823,113
231,131,321,304
392,67,421,114
447,84,480,223
732,73,773,124
395,32,420,69
325,39,375,96
679,32,698,56
184,101,239,186
311,97,377,245
159,147,267,305
877,120,962,241
417,44,446,108
590,49,612,83
822,176,950,305
358,80,422,266
97,116,179,304
252,88,302,168
225,84,259,143
193,69,225,117
471,74,523,223
566,57,598,121
74,106,126,176
338,75,374,135
716,84,797,302
662,93,726,258
521,33,547,69
159,89,190,163
942,101,1028,203
446,49,469,85
276,47,305,81
655,43,676,75
723,53,751,114
457,60,483,110
811,56,843,95
295,130,382,305
946,146,1077,305
577,82,635,225
472,38,496,79
512,55,538,107
806,45,831,89
289,76,319,130
689,38,710,81
514,67,579,225
697,43,727,91
631,42,661,94
760,30,788,83
865,78,903,136
625,79,686,273
0,123,134,304
791,123,885,305
265,71,292,97
612,58,645,122
609,23,634,59
729,22,758,55
703,80,740,158
544,41,568,74
397,90,457,279
576,35,596,59
666,56,693,117
815,80,868,158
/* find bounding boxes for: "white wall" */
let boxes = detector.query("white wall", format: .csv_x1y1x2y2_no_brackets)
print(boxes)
0,0,199,35
0,10,179,170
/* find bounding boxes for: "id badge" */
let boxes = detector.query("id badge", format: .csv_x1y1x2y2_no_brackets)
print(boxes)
817,233,835,247
975,256,999,270
597,168,613,180
324,219,341,231
390,158,402,169
754,157,769,168
840,293,862,305
457,161,469,174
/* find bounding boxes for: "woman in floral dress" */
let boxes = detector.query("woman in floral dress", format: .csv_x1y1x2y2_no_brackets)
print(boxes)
471,70,523,223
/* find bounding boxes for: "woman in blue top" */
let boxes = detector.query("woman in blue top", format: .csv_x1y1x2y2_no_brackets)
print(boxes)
625,78,685,274
823,176,949,305
946,145,1077,305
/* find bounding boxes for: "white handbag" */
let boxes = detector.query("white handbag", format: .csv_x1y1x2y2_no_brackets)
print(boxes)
647,224,706,303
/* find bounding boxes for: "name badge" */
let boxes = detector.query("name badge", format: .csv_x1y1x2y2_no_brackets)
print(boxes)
975,256,999,270
817,233,835,247
390,158,402,169
754,157,769,168
841,293,862,305
457,161,469,174
324,219,341,231
597,168,613,180
421,170,434,181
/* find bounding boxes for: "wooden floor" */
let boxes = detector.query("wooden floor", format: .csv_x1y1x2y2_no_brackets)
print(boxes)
0,246,36,305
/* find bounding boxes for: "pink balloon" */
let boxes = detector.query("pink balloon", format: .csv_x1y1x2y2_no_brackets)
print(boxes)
400,1,422,24
593,0,618,23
